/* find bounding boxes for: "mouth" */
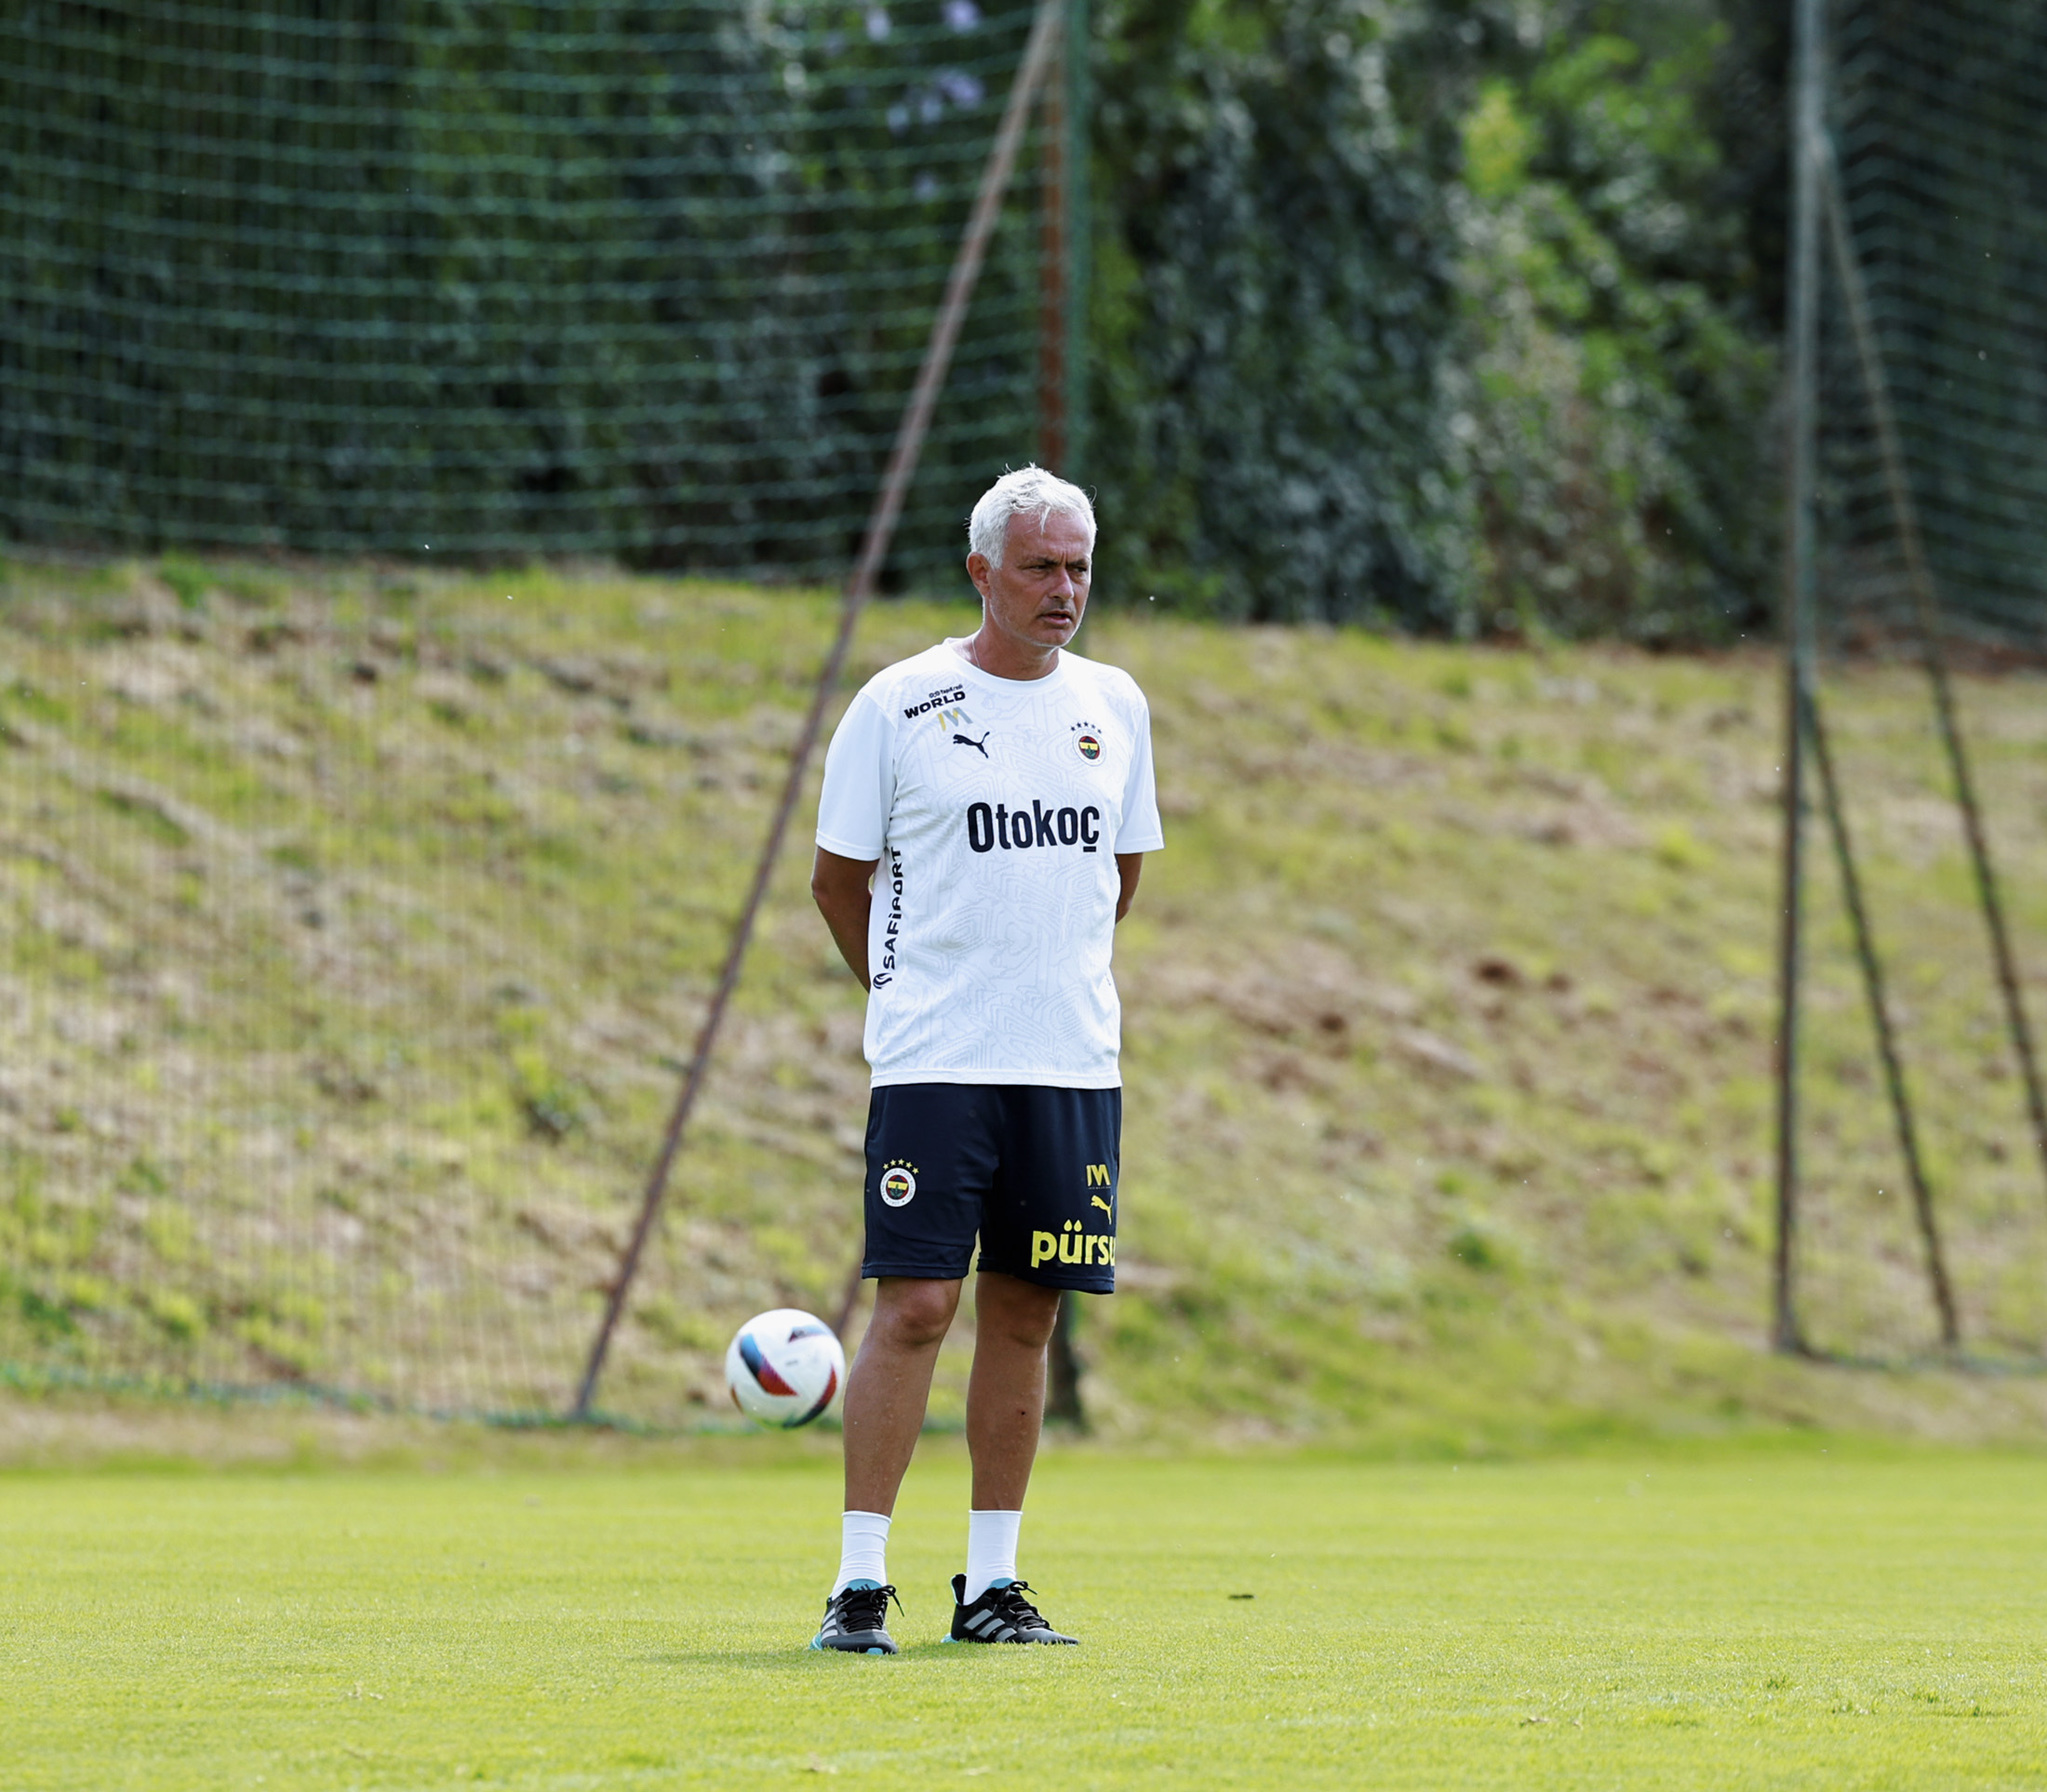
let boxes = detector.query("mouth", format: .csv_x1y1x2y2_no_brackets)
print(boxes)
1037,608,1076,630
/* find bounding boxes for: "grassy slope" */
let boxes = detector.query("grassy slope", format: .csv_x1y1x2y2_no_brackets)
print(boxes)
2,556,2047,1439
5,1445,2047,1788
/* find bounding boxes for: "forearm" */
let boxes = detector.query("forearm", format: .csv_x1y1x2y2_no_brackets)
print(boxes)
1115,852,1143,924
812,849,878,989
820,894,872,989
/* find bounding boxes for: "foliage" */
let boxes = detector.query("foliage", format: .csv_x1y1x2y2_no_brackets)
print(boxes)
1086,0,1481,628
1085,0,1781,640
1450,12,1777,642
2,0,1792,635
0,1,1038,583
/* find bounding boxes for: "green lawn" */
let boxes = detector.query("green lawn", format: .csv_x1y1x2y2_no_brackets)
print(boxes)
6,1441,2046,1787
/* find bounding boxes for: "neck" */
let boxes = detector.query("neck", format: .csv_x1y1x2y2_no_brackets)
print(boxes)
965,622,1061,682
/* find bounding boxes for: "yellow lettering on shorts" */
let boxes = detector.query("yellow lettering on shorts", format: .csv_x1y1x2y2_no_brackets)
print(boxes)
1031,1230,1057,1269
1086,1163,1111,1187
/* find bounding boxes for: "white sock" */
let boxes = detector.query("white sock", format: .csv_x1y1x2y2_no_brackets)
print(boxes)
963,1508,1023,1604
833,1510,891,1595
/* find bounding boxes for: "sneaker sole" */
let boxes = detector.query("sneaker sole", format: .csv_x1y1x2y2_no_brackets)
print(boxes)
942,1632,1078,1645
810,1636,897,1655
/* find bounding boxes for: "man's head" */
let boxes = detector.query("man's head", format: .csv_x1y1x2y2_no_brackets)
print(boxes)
964,467,1096,665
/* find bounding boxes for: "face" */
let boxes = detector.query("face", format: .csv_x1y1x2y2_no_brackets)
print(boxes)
967,508,1093,654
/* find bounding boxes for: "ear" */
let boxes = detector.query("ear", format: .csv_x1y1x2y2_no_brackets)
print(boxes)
965,551,994,600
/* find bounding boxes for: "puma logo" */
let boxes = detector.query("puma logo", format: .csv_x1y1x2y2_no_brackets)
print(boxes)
952,732,990,757
1091,1194,1113,1217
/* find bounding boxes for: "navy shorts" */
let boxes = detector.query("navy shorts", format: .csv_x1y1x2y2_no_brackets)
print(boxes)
862,1084,1120,1293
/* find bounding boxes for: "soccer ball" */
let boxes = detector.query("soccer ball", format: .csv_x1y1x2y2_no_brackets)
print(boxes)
724,1308,846,1429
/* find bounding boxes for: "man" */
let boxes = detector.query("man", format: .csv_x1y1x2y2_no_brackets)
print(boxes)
807,466,1162,1653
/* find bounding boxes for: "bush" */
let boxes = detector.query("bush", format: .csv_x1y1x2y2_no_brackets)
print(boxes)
1089,0,1476,628
1086,0,1780,642
1451,23,1776,642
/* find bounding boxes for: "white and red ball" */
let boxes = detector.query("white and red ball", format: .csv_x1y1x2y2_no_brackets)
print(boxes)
724,1308,845,1429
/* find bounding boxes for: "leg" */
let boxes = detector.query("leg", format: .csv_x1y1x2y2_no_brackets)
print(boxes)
841,1275,962,1516
965,1270,1063,1509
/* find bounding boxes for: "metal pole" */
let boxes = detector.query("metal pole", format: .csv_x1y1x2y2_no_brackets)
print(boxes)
1036,18,1068,473
1818,150,2047,1209
1773,0,1826,1356
1803,686,1960,1347
1045,1294,1087,1429
1031,4,1092,1428
830,1253,867,1341
1063,0,1090,487
571,1,1065,1421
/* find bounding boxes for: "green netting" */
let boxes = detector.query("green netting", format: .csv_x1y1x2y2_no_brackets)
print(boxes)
0,0,1055,585
1819,0,2047,650
0,567,900,1425
1797,0,2047,1365
0,2,1070,1426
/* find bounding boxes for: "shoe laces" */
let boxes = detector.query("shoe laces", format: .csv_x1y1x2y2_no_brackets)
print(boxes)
833,1583,901,1631
982,1580,1048,1629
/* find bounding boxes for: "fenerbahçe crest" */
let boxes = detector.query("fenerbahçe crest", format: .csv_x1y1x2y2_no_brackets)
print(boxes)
879,1160,918,1208
1070,719,1105,762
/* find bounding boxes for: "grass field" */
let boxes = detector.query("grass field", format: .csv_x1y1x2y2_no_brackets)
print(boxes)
6,1437,2047,1788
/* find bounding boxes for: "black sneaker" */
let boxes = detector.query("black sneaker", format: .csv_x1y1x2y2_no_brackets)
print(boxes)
946,1574,1079,1645
810,1582,902,1655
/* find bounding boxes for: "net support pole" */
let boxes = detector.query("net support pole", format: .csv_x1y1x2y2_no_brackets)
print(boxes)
1036,20,1068,474
570,0,1065,1421
1035,0,1089,483
1773,0,1825,1356
1818,152,2047,1212
1062,0,1091,487
1802,686,1960,1348
1033,0,1092,1427
1046,1295,1088,1430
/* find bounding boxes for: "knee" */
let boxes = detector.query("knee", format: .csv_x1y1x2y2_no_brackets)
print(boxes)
1011,1309,1061,1353
871,1279,958,1351
983,1284,1062,1353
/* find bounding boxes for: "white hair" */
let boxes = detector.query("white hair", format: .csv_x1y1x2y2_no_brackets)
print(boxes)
967,466,1096,569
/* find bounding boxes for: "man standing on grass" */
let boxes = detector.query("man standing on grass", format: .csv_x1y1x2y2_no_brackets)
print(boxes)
807,466,1162,1653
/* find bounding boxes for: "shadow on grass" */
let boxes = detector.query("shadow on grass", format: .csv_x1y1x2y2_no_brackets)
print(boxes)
629,1641,1034,1669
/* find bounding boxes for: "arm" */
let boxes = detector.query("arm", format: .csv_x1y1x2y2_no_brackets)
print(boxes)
812,847,880,989
1115,852,1143,924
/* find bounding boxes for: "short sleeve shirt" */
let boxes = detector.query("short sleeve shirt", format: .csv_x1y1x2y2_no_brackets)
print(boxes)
815,640,1164,1087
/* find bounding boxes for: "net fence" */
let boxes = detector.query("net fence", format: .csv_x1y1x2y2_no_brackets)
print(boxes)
1793,0,2047,1364
1818,0,2047,653
0,565,901,1424
0,1,1069,1425
0,0,1058,586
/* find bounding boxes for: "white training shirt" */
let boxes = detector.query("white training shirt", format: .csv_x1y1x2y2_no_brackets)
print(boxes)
815,639,1164,1088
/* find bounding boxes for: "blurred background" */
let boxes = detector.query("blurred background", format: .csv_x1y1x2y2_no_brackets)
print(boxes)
2,0,2045,1440
5,0,1806,635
